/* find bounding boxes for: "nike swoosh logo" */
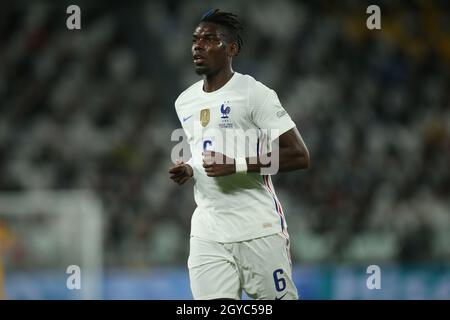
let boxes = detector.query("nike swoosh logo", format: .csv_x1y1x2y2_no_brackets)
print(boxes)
183,115,193,122
275,293,287,300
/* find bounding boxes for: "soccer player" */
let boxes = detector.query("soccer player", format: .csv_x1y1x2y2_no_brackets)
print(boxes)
169,9,309,300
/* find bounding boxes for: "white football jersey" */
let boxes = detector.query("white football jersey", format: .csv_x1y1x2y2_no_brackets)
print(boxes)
175,72,296,243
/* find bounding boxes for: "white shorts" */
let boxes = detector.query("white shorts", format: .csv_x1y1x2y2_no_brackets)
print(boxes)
188,233,299,300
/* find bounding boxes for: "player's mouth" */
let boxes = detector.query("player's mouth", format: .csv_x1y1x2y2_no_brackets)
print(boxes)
193,54,206,65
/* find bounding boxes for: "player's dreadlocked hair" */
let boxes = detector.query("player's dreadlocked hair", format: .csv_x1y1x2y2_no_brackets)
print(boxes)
200,9,244,53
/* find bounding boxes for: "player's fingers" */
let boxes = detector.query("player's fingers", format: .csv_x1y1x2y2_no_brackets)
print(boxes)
203,156,215,166
203,161,213,168
170,168,186,178
178,176,190,185
170,170,186,180
168,166,180,174
203,152,216,165
205,166,215,173
169,164,184,174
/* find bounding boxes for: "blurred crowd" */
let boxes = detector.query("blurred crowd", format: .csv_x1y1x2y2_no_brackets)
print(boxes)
0,0,449,268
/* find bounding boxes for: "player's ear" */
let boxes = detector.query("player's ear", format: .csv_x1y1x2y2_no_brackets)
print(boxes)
228,42,239,57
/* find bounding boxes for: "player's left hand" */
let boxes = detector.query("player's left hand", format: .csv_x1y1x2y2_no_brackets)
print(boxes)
202,151,236,177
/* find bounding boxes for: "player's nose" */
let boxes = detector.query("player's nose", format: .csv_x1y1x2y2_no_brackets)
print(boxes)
192,39,205,52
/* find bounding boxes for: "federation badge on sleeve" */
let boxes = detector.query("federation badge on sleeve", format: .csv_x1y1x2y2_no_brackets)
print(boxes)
200,108,210,127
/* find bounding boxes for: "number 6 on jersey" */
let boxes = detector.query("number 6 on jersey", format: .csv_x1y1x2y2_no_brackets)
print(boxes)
273,269,286,292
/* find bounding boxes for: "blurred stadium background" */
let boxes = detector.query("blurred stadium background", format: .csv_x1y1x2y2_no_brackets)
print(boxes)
0,0,449,299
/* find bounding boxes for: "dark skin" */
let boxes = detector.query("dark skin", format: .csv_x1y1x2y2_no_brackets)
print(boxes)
169,22,309,185
191,22,238,91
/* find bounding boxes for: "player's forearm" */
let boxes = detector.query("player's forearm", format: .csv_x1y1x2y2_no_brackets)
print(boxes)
245,147,309,173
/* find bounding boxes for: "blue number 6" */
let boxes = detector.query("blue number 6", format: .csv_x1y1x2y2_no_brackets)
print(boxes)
203,140,212,151
273,269,286,292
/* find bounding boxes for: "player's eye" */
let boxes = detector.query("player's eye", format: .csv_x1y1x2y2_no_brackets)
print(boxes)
205,36,216,42
192,35,218,45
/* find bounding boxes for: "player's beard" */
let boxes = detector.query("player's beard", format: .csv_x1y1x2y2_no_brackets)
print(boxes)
194,65,209,75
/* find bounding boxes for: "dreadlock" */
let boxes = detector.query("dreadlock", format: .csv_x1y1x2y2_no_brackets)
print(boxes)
200,9,244,53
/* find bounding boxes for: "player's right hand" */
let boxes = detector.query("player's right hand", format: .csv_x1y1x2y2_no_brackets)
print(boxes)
168,160,193,185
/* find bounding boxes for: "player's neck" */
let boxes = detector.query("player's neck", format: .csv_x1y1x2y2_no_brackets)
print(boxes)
203,67,234,93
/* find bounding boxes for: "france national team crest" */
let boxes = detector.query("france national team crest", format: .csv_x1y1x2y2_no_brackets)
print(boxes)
219,101,233,128
221,103,230,118
200,108,210,127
